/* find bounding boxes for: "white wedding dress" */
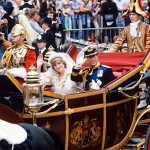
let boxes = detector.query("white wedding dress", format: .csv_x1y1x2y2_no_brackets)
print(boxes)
40,53,83,95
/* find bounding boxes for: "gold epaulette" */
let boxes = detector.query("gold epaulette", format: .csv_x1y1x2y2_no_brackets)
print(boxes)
101,65,110,68
79,68,89,75
25,44,35,50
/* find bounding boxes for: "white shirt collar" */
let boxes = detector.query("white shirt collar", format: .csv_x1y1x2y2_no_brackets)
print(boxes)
40,47,46,54
130,20,141,38
45,28,50,33
10,15,13,19
130,19,141,27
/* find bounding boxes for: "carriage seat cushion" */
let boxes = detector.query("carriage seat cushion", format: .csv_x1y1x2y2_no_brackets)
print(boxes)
113,71,123,78
67,45,146,79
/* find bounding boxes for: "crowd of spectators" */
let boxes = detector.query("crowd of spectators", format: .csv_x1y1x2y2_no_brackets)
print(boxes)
0,0,149,59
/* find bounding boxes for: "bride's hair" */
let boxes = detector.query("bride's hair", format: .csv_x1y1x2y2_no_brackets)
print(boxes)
48,53,75,72
51,58,67,70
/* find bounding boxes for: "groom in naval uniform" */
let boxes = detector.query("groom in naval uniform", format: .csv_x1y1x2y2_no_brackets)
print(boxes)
71,46,115,91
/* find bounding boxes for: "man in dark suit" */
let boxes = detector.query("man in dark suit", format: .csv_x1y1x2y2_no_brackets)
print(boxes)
2,4,16,34
41,17,57,51
71,46,115,91
101,0,118,44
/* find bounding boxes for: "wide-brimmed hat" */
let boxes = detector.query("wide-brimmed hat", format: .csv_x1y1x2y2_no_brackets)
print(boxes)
122,0,148,18
84,46,98,58
37,33,46,43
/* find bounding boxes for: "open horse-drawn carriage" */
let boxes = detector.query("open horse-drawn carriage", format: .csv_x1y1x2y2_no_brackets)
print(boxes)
0,44,150,149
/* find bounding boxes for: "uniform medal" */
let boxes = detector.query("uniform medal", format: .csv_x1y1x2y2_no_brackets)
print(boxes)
97,70,103,77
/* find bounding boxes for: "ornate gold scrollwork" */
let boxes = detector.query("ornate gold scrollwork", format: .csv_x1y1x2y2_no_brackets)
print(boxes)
70,114,102,148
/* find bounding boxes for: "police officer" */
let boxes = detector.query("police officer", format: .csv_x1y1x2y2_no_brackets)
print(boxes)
36,33,48,72
37,33,48,57
71,46,115,91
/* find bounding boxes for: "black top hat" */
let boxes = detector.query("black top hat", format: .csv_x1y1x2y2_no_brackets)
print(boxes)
37,33,47,43
84,47,98,58
42,17,52,27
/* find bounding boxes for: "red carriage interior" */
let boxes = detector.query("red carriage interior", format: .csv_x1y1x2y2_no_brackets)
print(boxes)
67,45,146,78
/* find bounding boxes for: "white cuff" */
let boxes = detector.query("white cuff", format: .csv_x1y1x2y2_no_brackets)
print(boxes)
74,65,82,69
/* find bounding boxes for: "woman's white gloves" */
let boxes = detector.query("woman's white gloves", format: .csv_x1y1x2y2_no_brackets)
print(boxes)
8,68,26,79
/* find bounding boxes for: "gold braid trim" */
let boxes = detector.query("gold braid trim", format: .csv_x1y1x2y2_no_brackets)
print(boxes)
89,62,101,76
71,71,79,76
15,47,28,65
129,0,135,12
1,49,15,69
81,70,89,90
1,45,27,69
79,70,89,89
92,62,100,70
79,63,100,89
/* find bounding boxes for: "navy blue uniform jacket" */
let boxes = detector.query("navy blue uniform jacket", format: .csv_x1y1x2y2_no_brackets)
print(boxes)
71,63,115,90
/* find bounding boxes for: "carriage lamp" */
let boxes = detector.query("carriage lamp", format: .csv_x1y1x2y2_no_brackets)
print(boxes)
23,65,59,125
23,65,43,125
43,45,56,72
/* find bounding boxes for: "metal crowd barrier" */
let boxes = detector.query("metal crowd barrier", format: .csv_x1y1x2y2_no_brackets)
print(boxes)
63,27,124,45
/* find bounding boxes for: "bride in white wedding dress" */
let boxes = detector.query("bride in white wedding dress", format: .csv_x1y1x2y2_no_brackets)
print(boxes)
37,52,83,95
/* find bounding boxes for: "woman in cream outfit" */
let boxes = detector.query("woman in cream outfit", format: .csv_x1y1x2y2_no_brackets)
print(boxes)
37,53,83,95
